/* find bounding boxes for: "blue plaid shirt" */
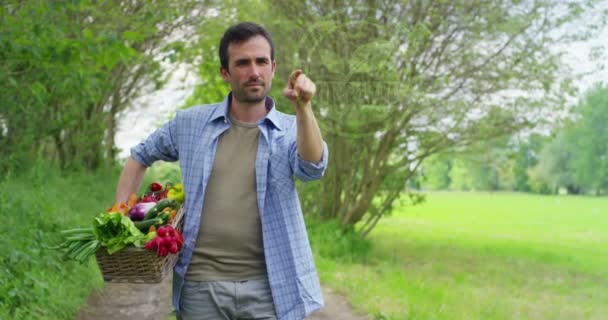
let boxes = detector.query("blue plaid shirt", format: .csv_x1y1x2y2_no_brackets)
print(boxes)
131,93,328,320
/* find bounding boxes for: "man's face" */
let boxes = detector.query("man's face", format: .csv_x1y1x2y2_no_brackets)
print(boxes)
221,35,276,104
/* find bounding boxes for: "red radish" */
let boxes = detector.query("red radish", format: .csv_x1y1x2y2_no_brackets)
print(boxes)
152,237,163,249
166,235,176,244
173,236,183,249
150,182,163,192
175,231,184,248
145,240,156,250
157,246,168,257
164,226,176,238
167,228,175,237
162,236,173,248
143,227,184,256
141,195,156,203
156,188,169,200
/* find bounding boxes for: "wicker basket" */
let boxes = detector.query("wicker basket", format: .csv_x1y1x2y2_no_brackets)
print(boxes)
95,205,184,283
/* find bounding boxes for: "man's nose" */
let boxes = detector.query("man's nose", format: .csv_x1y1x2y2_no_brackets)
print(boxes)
248,64,261,78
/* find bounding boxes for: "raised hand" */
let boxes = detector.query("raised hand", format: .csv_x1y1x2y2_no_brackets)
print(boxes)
283,69,316,109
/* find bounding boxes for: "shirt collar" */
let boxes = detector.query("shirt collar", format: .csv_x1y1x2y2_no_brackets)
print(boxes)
211,92,283,131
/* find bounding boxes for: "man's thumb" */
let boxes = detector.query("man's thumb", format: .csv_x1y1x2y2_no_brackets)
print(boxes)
283,87,298,100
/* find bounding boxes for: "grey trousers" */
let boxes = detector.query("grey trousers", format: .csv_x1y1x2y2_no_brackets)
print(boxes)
177,278,277,320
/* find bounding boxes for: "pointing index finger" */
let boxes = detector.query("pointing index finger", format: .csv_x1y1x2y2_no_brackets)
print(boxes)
288,69,303,89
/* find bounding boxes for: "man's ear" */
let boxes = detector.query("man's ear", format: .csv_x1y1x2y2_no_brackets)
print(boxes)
271,60,276,77
220,67,231,83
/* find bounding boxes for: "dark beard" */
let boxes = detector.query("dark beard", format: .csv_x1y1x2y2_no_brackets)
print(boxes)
233,86,268,104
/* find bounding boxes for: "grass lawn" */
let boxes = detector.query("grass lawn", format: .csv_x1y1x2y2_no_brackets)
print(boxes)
315,192,608,320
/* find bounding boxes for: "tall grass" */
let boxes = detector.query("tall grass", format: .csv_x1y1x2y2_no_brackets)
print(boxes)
0,163,119,319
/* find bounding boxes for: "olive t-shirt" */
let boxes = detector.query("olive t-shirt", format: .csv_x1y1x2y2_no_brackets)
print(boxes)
185,116,267,281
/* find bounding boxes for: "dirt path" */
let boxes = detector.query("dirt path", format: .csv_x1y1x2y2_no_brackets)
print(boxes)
307,287,369,320
77,276,368,320
77,277,173,320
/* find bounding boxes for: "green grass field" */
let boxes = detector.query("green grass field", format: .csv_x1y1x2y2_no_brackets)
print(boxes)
315,192,608,320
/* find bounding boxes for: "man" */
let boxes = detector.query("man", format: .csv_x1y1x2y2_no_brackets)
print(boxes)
114,22,328,320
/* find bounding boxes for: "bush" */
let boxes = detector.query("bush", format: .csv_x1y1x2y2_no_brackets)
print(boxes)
306,218,372,264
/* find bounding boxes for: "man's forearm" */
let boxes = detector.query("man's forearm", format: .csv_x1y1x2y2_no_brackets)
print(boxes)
115,156,147,204
295,103,324,164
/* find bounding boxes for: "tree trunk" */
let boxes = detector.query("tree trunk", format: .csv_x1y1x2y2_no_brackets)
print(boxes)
53,133,66,170
105,92,120,161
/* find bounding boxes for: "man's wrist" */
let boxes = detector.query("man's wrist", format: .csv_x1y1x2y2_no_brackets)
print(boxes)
294,102,313,116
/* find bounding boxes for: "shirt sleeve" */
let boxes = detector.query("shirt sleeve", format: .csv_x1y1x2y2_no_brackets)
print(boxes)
287,120,329,181
293,141,329,182
130,114,180,167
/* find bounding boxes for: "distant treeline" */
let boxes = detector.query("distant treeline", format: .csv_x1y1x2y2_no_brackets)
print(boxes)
419,84,608,196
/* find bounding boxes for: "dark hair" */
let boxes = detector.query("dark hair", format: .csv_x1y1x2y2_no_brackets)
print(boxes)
219,22,275,70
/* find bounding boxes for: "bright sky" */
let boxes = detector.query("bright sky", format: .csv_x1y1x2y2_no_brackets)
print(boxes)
115,26,607,160
115,63,197,159
565,27,608,93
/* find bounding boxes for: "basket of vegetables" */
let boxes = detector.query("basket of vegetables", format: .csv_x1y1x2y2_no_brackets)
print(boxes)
54,182,186,283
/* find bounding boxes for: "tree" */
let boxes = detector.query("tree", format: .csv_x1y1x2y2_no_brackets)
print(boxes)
441,138,511,192
526,161,553,194
568,84,608,194
0,1,211,171
449,158,472,191
421,154,452,190
532,132,579,194
530,84,608,195
183,0,605,234
269,0,605,234
512,133,546,192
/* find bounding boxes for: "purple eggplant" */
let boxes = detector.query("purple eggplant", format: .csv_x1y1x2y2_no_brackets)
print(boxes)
128,202,157,221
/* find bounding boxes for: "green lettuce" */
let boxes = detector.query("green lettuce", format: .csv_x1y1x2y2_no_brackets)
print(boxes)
93,212,146,254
